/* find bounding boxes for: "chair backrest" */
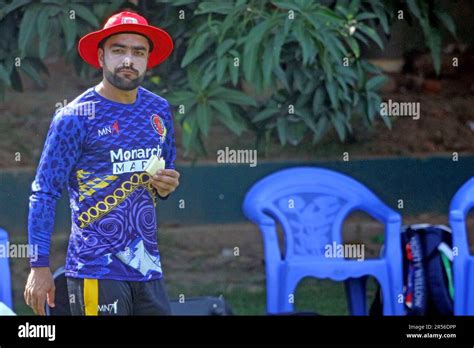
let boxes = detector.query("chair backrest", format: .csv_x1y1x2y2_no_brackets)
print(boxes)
450,178,474,218
449,177,474,259
243,167,397,260
0,228,13,309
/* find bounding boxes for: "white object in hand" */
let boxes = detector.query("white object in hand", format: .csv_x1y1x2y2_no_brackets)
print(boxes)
144,155,166,176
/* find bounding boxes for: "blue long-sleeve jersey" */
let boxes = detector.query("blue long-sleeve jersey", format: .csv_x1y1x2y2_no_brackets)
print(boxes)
28,86,176,281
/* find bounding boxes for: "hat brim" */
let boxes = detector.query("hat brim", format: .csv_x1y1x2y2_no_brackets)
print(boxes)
78,23,173,69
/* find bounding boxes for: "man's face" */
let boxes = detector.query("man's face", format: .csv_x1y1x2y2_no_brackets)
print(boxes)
98,33,150,91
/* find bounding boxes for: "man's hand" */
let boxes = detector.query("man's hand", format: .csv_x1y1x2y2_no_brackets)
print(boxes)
149,169,180,198
24,267,55,316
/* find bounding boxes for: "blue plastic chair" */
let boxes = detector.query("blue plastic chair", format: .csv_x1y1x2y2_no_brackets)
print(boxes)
242,167,404,315
0,228,13,309
449,177,474,315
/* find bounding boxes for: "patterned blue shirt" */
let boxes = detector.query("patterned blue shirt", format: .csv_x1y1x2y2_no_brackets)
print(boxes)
28,86,176,281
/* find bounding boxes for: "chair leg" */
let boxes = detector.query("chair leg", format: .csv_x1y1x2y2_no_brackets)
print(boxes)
266,278,280,314
465,261,474,315
345,277,367,316
279,273,297,313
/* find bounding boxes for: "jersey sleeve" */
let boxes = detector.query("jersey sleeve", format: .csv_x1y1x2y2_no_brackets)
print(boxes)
28,110,87,267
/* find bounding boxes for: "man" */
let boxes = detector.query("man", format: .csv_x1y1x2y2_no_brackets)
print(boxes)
24,11,179,316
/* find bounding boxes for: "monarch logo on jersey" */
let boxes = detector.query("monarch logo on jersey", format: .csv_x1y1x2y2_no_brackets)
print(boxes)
98,120,120,136
151,114,167,142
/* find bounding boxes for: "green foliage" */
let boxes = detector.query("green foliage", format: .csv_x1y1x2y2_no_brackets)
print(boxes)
0,0,457,156
0,0,125,99
147,0,456,156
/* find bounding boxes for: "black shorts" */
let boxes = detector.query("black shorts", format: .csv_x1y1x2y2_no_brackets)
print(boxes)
66,277,172,316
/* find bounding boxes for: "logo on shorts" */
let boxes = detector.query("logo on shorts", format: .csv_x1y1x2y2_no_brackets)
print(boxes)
98,299,118,314
151,114,167,141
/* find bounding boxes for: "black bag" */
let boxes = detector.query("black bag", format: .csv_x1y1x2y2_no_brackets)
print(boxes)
370,224,454,316
170,296,233,315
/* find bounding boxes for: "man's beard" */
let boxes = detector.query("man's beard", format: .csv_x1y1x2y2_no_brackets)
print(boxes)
103,60,145,91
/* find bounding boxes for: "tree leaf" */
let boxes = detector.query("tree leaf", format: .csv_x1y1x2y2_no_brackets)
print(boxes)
295,109,317,133
427,29,442,76
357,24,384,50
0,0,31,20
216,39,235,57
253,108,280,122
276,117,287,145
167,90,196,107
366,75,388,91
18,5,39,55
286,122,306,145
196,2,234,15
37,7,53,59
273,64,290,91
243,18,275,82
325,80,338,109
272,27,287,66
348,0,361,16
406,0,422,20
356,13,378,21
314,6,345,24
345,36,360,58
294,21,316,65
434,10,456,37
20,58,44,87
216,57,228,83
272,1,302,11
228,56,239,86
331,113,346,140
202,60,216,89
369,2,390,34
366,95,376,122
262,41,273,88
69,4,100,28
60,13,77,51
182,115,198,155
0,64,11,87
196,103,211,136
209,100,246,135
181,32,211,68
312,87,325,115
313,116,329,143
209,87,257,106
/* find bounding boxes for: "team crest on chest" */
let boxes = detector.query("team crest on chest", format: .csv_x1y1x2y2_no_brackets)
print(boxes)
151,114,167,142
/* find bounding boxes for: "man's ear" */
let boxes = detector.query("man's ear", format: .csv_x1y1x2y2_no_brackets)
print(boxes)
98,48,104,68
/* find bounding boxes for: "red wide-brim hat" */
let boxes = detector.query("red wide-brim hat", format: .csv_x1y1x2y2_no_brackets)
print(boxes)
78,11,173,69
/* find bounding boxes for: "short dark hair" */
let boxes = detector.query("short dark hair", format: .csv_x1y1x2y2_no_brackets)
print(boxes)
98,32,154,52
